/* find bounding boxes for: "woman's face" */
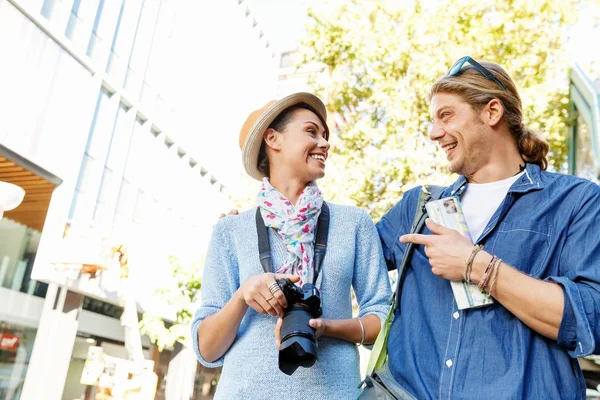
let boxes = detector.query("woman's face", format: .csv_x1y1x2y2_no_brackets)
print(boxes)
268,108,330,183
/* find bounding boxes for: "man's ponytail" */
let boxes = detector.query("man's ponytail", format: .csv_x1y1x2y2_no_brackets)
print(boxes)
517,126,549,171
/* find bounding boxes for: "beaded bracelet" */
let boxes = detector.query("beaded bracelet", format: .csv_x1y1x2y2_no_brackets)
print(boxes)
478,255,497,292
465,244,484,283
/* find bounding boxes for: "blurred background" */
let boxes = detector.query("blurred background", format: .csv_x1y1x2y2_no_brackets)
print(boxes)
0,0,599,399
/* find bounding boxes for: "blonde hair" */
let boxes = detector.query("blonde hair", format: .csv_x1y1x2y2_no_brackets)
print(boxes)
429,62,549,170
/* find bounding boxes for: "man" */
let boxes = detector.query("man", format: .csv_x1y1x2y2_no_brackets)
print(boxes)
376,57,600,399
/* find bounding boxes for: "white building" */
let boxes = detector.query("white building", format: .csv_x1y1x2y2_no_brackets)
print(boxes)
0,0,277,399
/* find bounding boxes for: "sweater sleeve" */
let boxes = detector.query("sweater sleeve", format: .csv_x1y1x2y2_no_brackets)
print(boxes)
353,209,392,324
191,218,240,368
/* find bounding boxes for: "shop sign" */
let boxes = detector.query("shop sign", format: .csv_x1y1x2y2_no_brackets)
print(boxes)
0,333,19,350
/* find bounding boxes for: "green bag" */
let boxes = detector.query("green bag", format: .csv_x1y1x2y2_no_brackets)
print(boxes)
365,295,395,374
364,185,446,378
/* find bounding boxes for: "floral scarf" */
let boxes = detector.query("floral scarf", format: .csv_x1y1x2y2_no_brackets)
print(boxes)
257,178,323,286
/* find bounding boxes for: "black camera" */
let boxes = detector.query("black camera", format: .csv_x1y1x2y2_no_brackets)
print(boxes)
276,278,322,375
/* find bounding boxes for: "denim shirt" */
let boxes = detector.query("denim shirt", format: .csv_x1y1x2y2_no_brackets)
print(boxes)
376,164,600,399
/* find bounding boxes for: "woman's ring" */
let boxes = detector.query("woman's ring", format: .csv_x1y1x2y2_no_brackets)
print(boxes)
264,296,274,301
268,282,280,294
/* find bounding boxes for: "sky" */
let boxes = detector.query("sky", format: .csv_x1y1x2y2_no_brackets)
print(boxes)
246,0,311,53
567,5,600,78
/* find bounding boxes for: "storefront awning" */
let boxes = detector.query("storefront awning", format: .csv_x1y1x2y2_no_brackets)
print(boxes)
0,147,61,232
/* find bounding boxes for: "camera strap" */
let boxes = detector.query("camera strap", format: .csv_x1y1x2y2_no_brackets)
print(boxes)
256,202,330,286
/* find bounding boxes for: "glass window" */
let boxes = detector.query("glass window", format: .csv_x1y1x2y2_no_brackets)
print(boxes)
75,153,99,195
140,81,159,115
145,133,168,198
87,90,118,160
94,103,135,223
87,0,105,56
575,113,599,183
123,118,148,185
65,0,102,49
124,0,162,100
139,1,176,113
86,0,124,67
65,0,82,38
114,178,137,225
106,0,144,85
94,167,118,221
105,104,135,173
0,219,43,296
70,152,102,222
68,190,96,223
0,323,38,400
40,0,60,21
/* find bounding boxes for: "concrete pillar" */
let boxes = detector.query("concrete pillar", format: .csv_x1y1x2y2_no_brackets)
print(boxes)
21,283,83,400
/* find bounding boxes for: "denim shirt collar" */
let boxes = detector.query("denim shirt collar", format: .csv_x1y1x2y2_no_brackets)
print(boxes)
447,163,545,198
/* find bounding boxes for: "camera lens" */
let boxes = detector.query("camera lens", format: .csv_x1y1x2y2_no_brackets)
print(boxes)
278,305,317,375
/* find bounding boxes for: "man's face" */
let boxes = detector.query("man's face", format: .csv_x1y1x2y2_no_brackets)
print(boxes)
429,92,490,176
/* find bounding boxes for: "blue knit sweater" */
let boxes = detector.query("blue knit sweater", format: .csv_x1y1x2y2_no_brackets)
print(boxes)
191,203,391,399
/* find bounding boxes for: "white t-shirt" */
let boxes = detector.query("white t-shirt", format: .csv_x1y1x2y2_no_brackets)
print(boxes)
461,172,525,242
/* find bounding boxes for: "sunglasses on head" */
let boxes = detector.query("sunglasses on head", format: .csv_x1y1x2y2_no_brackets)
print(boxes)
447,56,507,90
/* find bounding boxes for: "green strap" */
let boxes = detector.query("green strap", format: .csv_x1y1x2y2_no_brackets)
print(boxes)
365,185,445,375
365,298,395,374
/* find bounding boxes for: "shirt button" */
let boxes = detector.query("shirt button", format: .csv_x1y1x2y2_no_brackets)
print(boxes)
446,359,453,368
453,312,459,319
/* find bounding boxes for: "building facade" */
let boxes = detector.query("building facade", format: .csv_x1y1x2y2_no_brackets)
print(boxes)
0,0,278,399
569,64,600,184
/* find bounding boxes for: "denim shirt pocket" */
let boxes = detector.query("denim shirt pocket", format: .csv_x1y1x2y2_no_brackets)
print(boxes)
486,219,553,277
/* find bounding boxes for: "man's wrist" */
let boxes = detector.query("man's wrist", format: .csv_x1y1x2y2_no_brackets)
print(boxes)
469,251,492,283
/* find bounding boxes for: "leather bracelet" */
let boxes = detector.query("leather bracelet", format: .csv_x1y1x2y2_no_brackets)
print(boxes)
478,255,497,292
488,258,502,296
465,244,484,283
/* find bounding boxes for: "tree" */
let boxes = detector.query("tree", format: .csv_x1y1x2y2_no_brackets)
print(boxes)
139,255,203,351
299,0,592,220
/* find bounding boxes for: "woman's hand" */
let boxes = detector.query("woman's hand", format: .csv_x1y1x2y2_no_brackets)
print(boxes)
239,273,299,317
275,316,283,350
275,316,327,350
309,318,327,338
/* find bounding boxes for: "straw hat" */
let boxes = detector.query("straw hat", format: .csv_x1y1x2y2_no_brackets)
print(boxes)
239,92,327,181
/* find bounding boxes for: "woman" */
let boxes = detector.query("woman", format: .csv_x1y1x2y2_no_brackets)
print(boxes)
191,92,391,399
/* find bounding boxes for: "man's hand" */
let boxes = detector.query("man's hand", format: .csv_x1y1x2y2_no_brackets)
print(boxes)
219,209,239,219
400,218,472,281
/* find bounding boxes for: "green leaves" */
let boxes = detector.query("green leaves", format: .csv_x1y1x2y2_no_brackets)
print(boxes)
139,255,203,351
300,0,589,219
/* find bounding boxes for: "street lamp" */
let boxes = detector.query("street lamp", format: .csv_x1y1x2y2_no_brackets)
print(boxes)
0,181,26,219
